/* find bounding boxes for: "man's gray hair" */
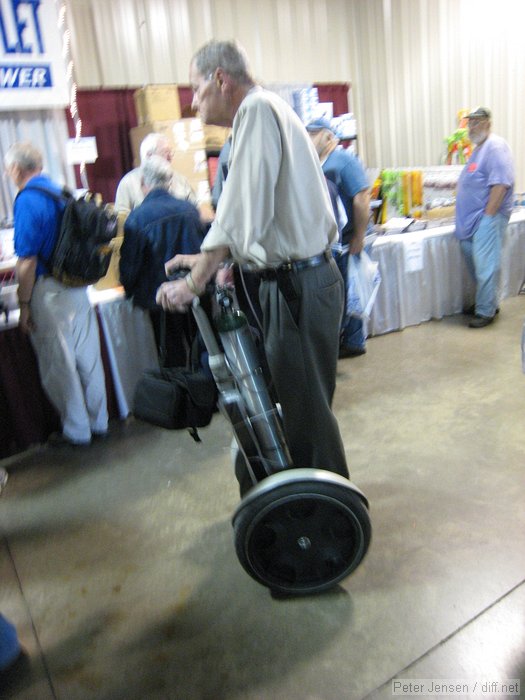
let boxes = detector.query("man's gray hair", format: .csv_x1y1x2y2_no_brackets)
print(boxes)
141,155,173,191
192,40,252,84
139,133,169,164
4,142,43,173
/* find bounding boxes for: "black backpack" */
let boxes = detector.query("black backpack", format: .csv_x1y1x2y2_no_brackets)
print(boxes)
25,186,118,287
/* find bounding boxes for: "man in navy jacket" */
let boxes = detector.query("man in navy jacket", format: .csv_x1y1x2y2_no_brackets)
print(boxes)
119,155,205,365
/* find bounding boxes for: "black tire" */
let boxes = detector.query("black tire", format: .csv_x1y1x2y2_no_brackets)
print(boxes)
233,473,371,595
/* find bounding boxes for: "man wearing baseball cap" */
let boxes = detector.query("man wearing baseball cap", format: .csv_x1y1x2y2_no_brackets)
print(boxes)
306,117,373,356
455,107,514,327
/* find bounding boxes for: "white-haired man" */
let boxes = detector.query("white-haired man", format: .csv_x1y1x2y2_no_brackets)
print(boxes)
115,132,197,215
119,155,204,366
5,142,108,446
156,40,349,494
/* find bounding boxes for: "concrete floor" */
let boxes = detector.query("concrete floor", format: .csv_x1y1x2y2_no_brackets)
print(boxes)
1,296,525,700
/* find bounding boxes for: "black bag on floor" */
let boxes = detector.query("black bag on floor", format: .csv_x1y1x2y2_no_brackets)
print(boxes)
133,312,217,441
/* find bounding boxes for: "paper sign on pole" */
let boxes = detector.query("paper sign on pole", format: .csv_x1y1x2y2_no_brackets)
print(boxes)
66,137,98,164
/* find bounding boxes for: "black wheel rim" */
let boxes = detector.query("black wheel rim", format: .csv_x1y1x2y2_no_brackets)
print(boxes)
243,492,366,591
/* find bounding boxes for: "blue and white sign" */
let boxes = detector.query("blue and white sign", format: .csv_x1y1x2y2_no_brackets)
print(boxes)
1,0,69,109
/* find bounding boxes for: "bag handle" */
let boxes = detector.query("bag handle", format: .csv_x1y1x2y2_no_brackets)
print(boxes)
159,309,168,367
159,309,202,370
189,324,201,371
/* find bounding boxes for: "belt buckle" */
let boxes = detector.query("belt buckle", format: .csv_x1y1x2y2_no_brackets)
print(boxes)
280,261,293,273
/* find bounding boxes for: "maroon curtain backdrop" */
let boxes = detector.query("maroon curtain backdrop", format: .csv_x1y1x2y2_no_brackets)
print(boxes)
178,83,349,116
177,86,194,115
65,84,348,202
66,89,138,203
315,83,350,117
0,326,61,457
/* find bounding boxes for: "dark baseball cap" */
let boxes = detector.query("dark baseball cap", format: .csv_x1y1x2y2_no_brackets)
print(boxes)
467,107,491,120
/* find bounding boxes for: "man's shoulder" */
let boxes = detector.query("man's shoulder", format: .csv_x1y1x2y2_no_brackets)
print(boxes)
326,148,351,167
21,175,62,198
476,135,514,170
141,189,199,218
326,148,365,179
118,168,140,186
242,87,291,119
162,197,199,220
16,177,64,219
485,133,512,154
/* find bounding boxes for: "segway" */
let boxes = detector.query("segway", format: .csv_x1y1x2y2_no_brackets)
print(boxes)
191,285,371,596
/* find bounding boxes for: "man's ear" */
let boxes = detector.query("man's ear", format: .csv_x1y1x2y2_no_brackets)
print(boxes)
8,163,19,183
215,67,226,90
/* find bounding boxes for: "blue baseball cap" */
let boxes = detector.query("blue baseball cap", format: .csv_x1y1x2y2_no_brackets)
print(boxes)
305,117,337,134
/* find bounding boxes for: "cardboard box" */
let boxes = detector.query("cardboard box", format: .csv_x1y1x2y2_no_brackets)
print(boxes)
94,235,124,291
203,124,231,151
168,119,229,152
171,148,208,179
129,119,230,166
171,118,206,151
129,124,155,167
424,205,456,221
133,85,181,125
129,120,205,167
191,179,212,206
128,121,213,204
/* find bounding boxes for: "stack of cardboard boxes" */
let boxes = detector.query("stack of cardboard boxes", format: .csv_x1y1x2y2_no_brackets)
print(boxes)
130,84,230,208
95,85,230,291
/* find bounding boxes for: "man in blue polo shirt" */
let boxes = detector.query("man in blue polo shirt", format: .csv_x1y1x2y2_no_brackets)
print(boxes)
5,142,108,446
455,107,514,328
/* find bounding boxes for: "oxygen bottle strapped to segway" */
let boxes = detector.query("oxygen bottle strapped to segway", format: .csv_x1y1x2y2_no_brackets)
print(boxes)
186,275,372,596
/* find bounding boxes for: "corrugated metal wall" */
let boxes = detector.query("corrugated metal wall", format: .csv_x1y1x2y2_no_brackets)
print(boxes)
66,0,525,190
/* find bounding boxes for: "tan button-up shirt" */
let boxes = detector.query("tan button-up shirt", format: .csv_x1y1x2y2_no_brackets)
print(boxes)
202,87,337,268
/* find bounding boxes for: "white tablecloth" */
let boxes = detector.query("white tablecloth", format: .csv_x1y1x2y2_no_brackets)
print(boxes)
368,211,525,337
89,289,159,418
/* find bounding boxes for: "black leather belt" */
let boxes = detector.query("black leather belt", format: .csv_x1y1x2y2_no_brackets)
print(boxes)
258,249,332,280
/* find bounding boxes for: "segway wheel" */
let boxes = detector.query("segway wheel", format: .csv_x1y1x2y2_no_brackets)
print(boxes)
232,469,371,595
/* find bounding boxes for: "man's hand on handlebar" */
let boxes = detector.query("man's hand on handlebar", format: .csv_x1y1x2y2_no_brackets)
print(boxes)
156,278,196,313
157,247,231,312
164,253,199,277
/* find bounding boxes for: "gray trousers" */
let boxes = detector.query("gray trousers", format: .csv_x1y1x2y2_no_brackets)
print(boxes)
252,257,349,482
30,277,108,443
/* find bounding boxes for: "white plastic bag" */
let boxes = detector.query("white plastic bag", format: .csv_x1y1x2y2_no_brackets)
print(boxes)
346,251,381,319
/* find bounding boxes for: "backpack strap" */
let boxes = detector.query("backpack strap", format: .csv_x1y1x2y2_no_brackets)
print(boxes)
19,185,71,273
21,184,72,203
159,309,168,367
